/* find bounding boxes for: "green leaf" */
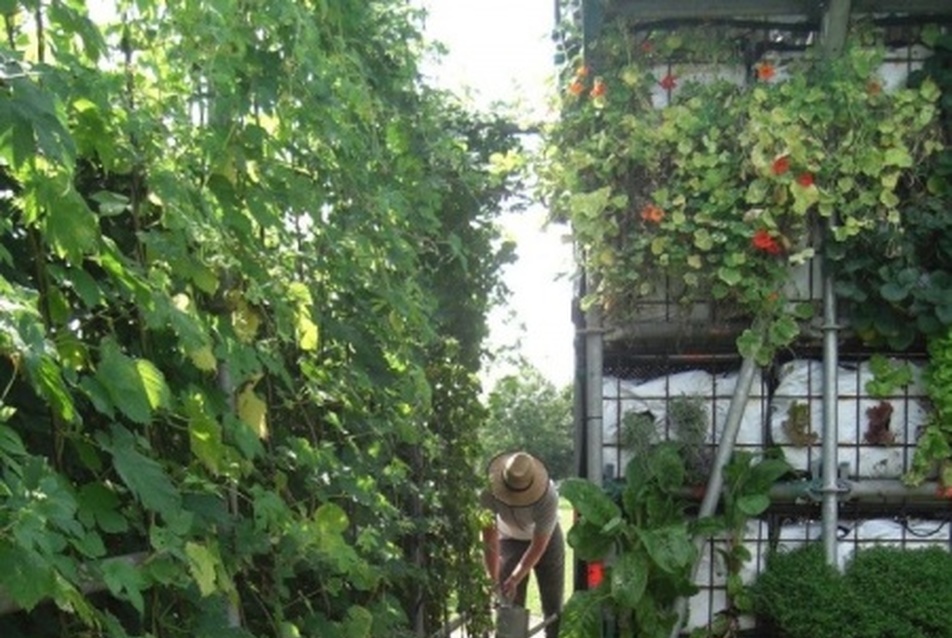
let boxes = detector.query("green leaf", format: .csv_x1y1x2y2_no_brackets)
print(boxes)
647,443,686,491
0,546,56,612
717,267,741,286
736,493,770,516
610,550,648,609
76,483,128,534
314,502,349,535
186,393,225,475
637,525,695,573
90,191,130,217
95,340,168,424
560,588,607,638
185,541,219,597
105,425,181,519
566,520,616,561
883,146,913,168
101,554,146,613
342,605,373,638
560,478,621,527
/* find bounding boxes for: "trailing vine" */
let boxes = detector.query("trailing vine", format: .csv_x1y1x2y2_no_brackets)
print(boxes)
0,1,519,636
540,20,942,364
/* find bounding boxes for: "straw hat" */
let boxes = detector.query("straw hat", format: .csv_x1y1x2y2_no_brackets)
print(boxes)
487,451,549,507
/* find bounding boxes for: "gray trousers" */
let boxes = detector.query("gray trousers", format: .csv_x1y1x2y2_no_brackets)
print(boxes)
500,524,564,638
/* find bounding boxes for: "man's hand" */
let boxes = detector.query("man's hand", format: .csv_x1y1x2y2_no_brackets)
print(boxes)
501,568,526,601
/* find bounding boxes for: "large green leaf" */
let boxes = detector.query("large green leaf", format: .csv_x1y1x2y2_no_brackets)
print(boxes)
104,425,181,519
560,478,621,527
566,519,616,561
636,525,696,574
610,550,649,609
95,340,169,424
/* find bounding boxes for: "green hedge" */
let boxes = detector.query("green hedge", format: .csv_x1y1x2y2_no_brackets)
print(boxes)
753,542,952,638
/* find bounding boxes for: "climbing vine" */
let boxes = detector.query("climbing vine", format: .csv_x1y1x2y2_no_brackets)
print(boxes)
0,1,519,636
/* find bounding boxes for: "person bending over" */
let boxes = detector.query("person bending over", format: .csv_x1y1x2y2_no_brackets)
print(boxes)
481,451,564,638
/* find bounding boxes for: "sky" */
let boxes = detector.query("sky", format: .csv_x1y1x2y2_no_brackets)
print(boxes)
419,0,577,389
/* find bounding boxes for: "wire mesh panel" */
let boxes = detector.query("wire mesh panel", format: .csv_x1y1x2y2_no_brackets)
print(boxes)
768,356,930,479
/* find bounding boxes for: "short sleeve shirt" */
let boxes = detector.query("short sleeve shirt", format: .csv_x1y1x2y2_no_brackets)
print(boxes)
480,480,559,541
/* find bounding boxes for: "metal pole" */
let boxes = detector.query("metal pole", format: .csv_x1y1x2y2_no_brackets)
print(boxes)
669,353,759,638
818,0,851,571
584,303,604,486
820,266,841,568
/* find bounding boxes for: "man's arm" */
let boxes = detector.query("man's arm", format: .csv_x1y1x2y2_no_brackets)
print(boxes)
482,524,500,585
501,529,553,600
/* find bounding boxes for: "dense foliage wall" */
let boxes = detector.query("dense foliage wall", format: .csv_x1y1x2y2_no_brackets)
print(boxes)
0,1,520,636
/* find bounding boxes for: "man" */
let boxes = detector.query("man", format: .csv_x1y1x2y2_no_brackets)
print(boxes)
481,451,564,638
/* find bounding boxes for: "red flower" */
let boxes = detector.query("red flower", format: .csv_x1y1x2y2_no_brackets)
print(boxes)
755,62,776,81
796,172,814,187
568,79,585,96
640,203,665,223
771,155,791,176
640,40,654,53
590,78,606,98
659,73,677,91
752,229,782,255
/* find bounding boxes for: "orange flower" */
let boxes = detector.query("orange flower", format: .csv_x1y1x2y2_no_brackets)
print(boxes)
640,203,665,223
568,79,585,96
658,73,677,91
755,62,776,81
752,229,782,255
771,155,790,176
590,78,606,98
796,172,814,187
575,65,590,78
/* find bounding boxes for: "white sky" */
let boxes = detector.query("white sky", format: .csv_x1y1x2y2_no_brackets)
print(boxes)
419,0,576,389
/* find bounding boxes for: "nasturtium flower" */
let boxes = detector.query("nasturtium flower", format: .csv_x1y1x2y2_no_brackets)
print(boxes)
659,73,677,91
796,172,814,187
568,79,585,96
752,229,783,255
590,78,607,98
771,155,791,176
640,203,665,223
755,62,776,81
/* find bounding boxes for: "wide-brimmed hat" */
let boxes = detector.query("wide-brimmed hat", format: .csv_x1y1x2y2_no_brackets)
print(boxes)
487,451,549,507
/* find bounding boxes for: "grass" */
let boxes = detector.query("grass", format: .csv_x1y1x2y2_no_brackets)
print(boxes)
524,497,575,618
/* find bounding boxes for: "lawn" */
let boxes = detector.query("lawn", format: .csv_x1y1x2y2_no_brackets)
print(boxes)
524,497,575,618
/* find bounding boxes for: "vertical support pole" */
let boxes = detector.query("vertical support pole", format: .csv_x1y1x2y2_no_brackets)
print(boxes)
819,0,851,569
584,303,604,486
820,257,841,568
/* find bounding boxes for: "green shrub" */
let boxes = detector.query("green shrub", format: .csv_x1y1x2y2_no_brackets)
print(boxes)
844,545,952,638
752,544,861,638
753,542,952,638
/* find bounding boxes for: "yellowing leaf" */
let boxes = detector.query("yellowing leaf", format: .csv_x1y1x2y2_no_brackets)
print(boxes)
297,313,319,351
188,345,217,372
237,385,268,440
231,299,261,343
185,541,219,597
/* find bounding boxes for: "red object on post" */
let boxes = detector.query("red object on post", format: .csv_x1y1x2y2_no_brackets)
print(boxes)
586,560,604,589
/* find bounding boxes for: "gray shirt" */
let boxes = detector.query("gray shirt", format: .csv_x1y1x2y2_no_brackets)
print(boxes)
480,480,559,541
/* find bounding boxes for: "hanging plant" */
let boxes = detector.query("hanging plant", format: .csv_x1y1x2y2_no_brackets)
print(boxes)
540,22,942,364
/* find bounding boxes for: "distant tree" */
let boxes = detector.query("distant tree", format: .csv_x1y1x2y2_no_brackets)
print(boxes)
482,363,574,480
